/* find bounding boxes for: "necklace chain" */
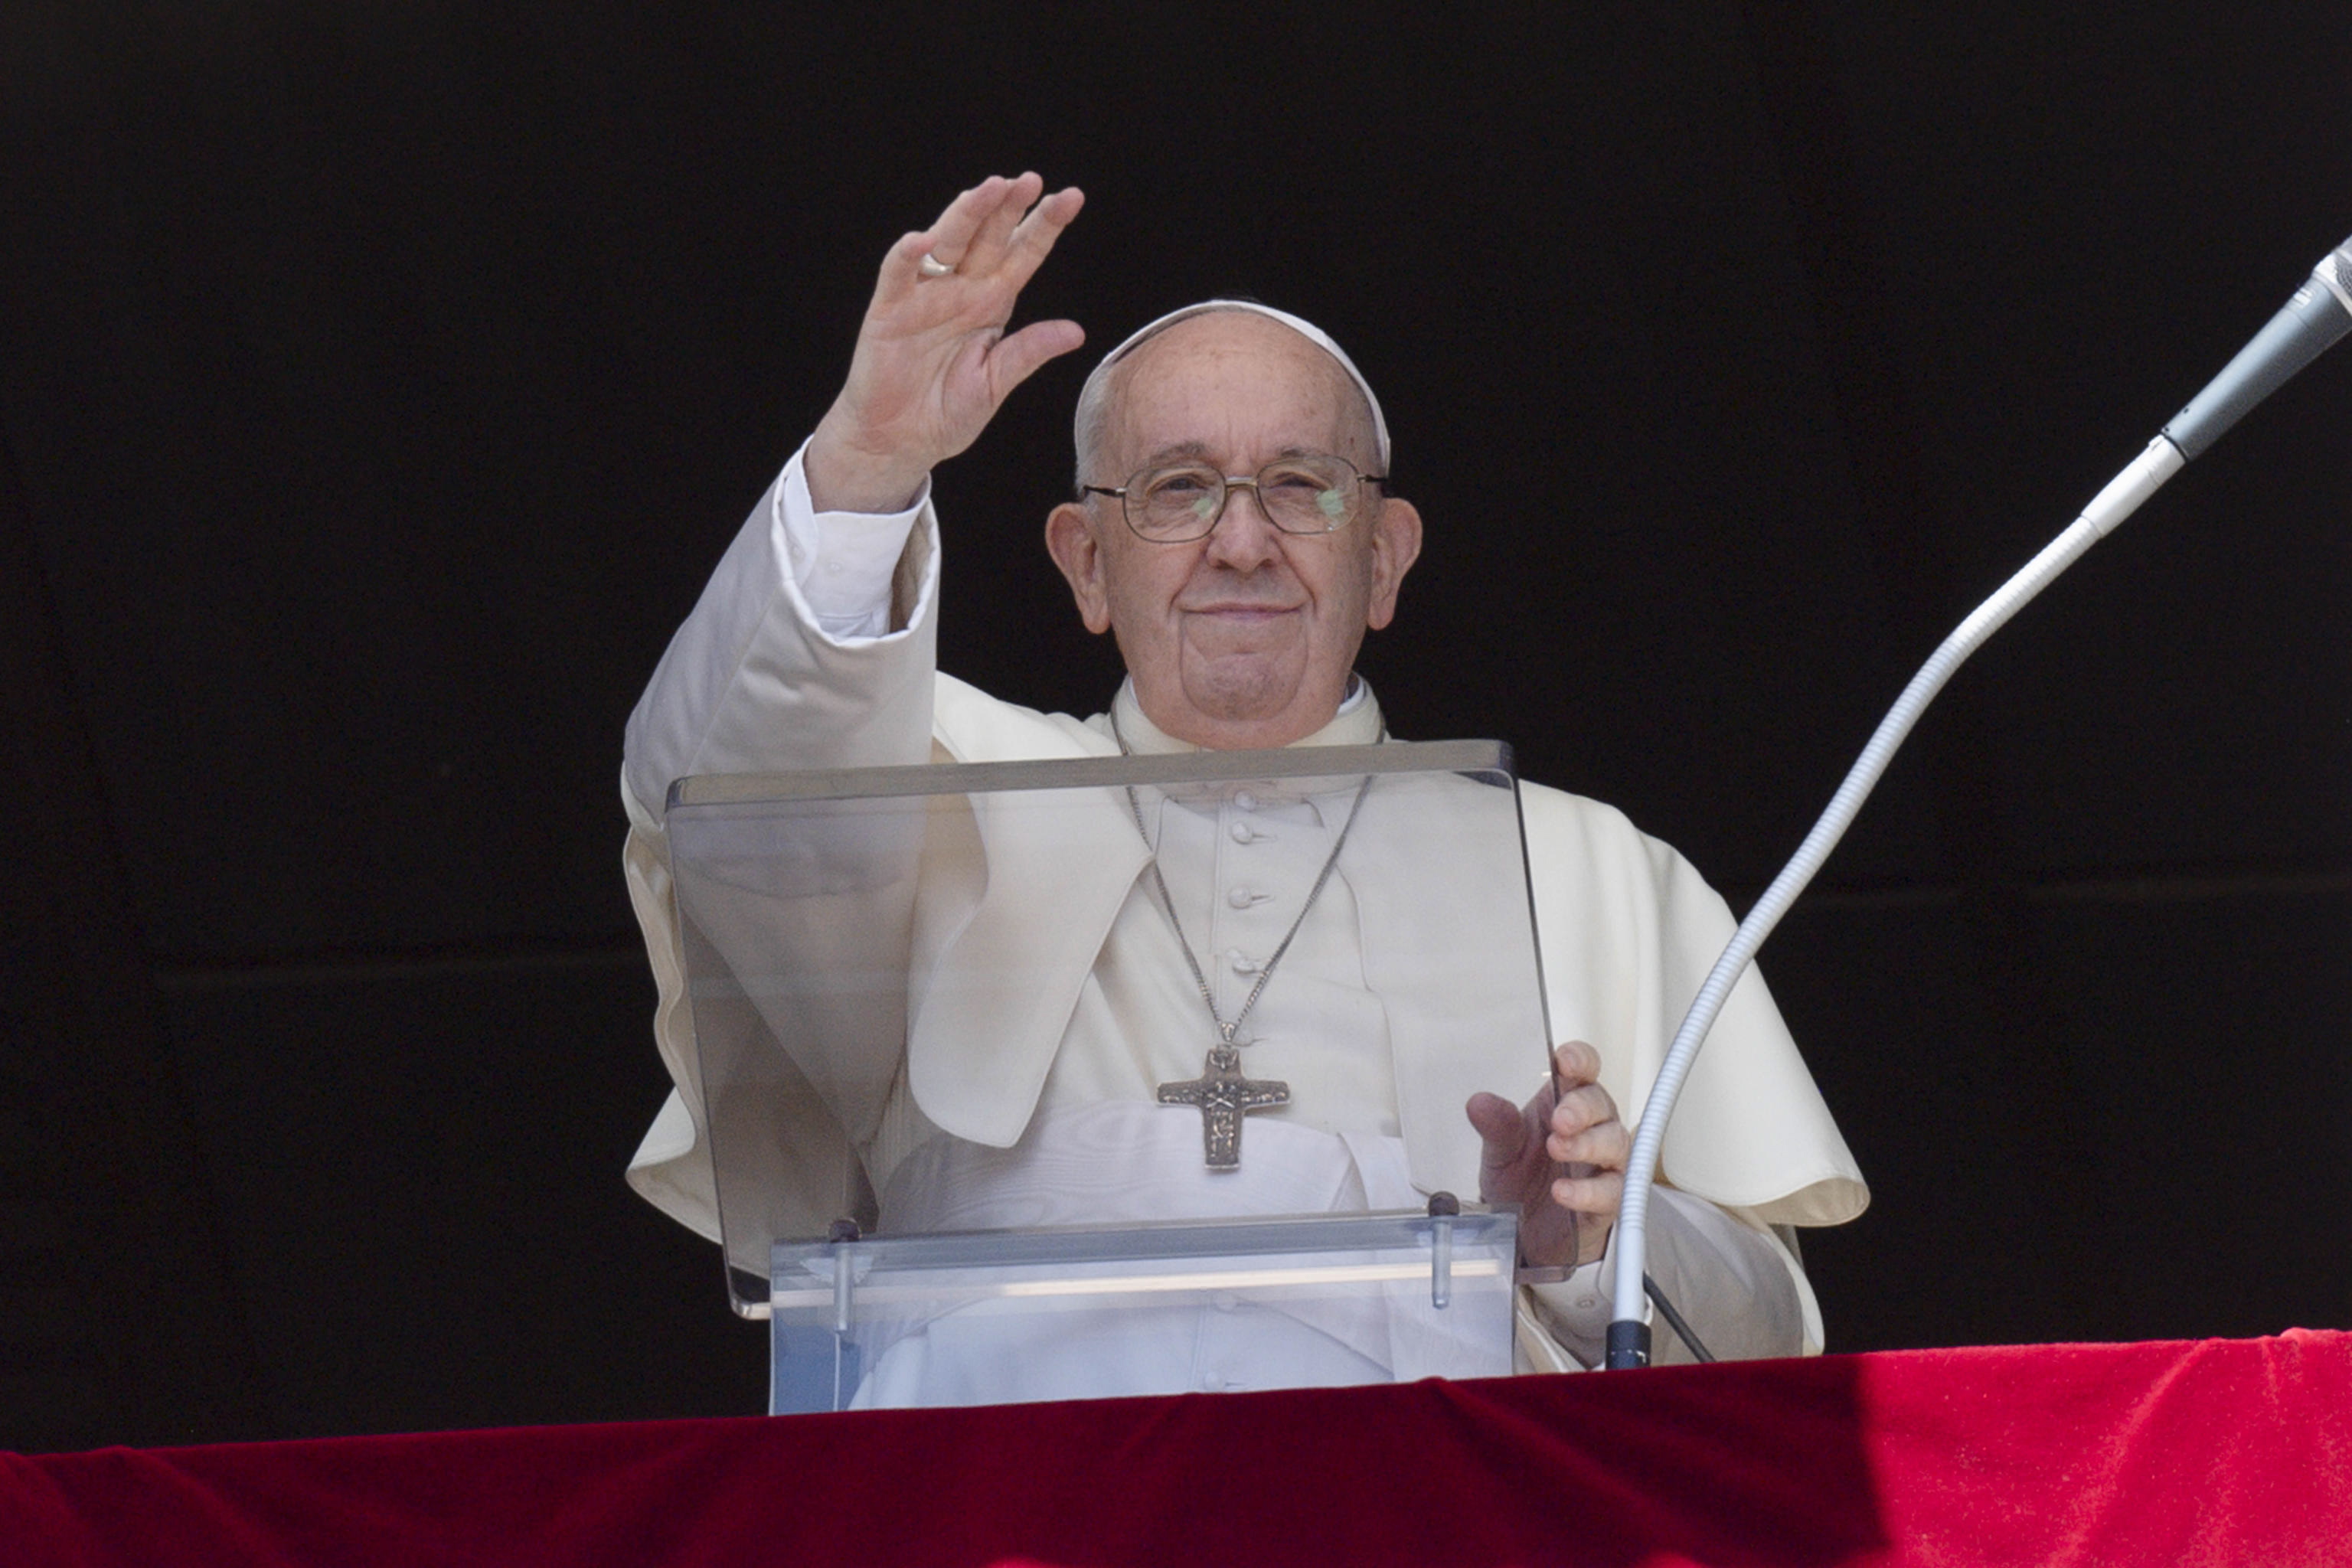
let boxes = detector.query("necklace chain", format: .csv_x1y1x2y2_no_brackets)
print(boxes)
1110,710,1374,1047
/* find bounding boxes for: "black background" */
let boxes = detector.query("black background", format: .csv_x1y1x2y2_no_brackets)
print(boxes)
4,2,2348,1452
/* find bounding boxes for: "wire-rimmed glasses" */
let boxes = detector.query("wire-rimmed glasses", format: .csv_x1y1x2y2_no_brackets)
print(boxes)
1082,454,1386,542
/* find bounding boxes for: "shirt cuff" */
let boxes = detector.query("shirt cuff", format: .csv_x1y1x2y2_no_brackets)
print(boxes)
774,443,932,640
1521,1236,1640,1370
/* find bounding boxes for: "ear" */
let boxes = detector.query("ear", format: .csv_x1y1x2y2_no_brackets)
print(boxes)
1046,500,1116,634
1364,496,1423,630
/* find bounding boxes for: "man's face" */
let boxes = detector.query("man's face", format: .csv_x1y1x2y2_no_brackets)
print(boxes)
1046,312,1422,749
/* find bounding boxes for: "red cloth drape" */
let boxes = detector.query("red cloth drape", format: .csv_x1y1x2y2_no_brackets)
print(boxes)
8,1331,2350,1566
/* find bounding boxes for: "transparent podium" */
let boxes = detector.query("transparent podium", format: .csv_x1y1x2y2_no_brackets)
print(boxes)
664,740,1554,1413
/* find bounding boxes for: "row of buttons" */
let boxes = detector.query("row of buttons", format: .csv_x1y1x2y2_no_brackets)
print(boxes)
1222,792,1292,995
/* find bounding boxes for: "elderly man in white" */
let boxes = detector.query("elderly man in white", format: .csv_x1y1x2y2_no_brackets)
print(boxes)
622,174,1866,1384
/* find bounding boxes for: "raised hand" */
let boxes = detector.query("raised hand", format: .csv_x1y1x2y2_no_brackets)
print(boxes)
1467,1040,1632,1268
806,173,1086,514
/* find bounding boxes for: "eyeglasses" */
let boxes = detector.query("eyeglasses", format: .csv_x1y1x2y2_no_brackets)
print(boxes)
1081,454,1386,543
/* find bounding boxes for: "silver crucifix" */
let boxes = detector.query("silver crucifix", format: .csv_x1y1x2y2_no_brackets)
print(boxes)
1157,1044,1289,1168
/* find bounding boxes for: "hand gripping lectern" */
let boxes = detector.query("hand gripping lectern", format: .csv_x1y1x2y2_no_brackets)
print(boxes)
663,740,1554,1412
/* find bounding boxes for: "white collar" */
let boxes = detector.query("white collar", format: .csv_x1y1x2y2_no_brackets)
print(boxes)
1106,675,1383,756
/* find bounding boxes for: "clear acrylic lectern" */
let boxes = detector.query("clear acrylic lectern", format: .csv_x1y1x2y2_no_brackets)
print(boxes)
664,740,1553,1412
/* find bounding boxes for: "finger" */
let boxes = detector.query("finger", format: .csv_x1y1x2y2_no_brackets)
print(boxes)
1551,1113,1631,1172
1550,1038,1602,1087
925,175,1013,263
1547,1081,1617,1140
873,177,1020,306
961,171,1045,276
876,177,1009,307
985,318,1087,401
995,185,1086,296
1551,1168,1625,1220
873,227,946,306
1465,1091,1532,1167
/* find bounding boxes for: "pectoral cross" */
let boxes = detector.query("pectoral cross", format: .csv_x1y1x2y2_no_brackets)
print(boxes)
1158,1044,1289,1169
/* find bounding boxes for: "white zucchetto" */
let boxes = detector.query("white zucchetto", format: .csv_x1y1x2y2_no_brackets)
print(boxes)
1076,300,1392,471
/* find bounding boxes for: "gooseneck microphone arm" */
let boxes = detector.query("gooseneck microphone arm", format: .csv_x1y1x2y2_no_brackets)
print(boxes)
1604,232,2352,1370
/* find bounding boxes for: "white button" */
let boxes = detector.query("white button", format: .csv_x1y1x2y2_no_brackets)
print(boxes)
1228,951,1260,974
1211,1292,1240,1312
1575,1297,1597,1312
1233,790,1258,812
1227,887,1257,909
1201,1374,1227,1392
1230,822,1257,844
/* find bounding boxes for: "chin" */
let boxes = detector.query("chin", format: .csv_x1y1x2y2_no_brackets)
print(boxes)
1180,664,1304,726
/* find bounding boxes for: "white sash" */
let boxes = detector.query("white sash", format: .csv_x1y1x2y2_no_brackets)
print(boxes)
880,1100,1426,1233
851,1103,1498,1409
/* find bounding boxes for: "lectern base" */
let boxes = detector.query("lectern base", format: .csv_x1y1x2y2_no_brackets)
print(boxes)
768,1207,1519,1413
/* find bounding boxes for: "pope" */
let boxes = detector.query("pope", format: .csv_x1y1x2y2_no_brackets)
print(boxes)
620,172,1867,1373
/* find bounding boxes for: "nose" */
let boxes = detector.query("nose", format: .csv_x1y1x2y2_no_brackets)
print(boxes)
1204,482,1282,570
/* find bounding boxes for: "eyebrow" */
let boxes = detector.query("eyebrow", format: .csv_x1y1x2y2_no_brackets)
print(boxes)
1135,442,1328,469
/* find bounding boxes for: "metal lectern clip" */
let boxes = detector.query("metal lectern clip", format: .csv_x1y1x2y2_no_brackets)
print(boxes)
827,1218,861,1334
1426,1191,1459,1308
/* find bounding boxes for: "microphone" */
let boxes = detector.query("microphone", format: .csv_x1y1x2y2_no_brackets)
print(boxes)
1605,230,2352,1370
2163,237,2352,459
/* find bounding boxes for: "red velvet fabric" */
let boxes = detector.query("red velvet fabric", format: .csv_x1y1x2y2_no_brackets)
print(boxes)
9,1331,2350,1566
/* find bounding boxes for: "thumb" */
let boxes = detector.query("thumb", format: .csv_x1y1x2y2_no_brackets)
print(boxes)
1465,1091,1530,1167
985,318,1086,403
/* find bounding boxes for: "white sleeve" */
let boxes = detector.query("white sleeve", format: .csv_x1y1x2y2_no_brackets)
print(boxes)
620,441,942,830
776,443,932,641
616,439,942,1240
1521,1186,1816,1368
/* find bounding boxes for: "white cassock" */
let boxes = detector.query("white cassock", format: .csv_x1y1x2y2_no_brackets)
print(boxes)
619,446,1869,1390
